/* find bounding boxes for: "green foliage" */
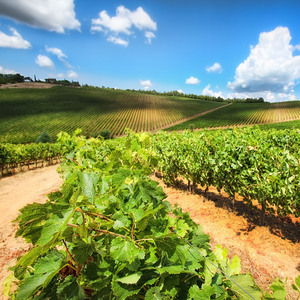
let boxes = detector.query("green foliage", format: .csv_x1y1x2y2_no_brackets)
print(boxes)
167,101,300,131
257,119,300,130
0,87,224,143
35,131,51,143
99,129,111,140
153,127,300,219
0,142,61,176
9,130,270,299
0,73,24,84
291,275,300,295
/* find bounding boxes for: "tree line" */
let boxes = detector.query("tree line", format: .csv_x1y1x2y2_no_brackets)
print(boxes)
0,73,80,87
1,73,265,103
0,73,25,84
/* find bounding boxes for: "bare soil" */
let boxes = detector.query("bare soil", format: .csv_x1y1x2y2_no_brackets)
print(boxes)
0,167,299,299
0,82,58,89
0,165,63,299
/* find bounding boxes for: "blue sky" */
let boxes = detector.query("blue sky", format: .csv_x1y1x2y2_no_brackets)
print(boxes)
1,0,300,102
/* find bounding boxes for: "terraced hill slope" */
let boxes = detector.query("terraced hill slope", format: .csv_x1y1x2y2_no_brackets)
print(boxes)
167,101,300,131
0,86,224,143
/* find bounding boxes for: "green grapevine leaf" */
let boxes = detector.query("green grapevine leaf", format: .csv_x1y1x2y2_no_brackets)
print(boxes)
263,278,287,300
189,284,216,299
57,275,85,300
36,206,74,245
295,275,300,288
116,272,143,285
292,275,300,293
78,171,99,203
72,239,94,265
228,255,241,276
230,274,262,300
214,245,228,270
15,201,74,246
111,276,141,300
145,287,164,299
15,249,66,299
110,236,145,263
2,272,14,297
158,265,188,275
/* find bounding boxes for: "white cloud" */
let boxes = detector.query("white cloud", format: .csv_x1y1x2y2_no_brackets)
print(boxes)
140,79,153,90
145,31,155,44
35,55,54,68
46,46,67,59
0,65,16,74
202,84,223,97
49,73,64,79
228,26,300,96
185,76,200,85
107,36,128,47
67,70,78,79
0,0,80,33
0,27,31,49
177,89,184,94
45,46,71,68
91,6,156,45
227,90,296,103
206,62,222,73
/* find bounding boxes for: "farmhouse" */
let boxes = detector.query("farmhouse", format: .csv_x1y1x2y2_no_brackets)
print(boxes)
45,78,57,84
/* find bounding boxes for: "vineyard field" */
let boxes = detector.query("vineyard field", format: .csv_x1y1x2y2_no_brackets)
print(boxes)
0,86,224,143
257,118,300,130
167,101,300,131
8,129,299,299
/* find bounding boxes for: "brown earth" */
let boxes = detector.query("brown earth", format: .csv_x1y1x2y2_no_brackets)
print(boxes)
0,165,63,299
0,167,299,299
0,82,58,89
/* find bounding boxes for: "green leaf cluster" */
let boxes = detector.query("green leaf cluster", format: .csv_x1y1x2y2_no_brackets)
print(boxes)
8,129,297,299
0,142,61,175
153,127,300,220
7,130,267,299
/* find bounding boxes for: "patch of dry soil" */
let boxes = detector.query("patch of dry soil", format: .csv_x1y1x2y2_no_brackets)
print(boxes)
0,82,58,89
0,165,63,299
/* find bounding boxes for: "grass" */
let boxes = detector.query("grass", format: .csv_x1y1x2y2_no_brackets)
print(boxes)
0,86,224,143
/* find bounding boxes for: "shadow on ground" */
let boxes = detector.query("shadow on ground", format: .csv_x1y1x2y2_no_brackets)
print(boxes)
161,176,300,244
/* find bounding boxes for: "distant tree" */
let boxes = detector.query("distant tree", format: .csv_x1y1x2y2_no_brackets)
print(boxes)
91,129,111,140
71,81,81,87
189,124,195,132
24,76,33,82
0,73,24,84
35,131,51,143
99,129,111,140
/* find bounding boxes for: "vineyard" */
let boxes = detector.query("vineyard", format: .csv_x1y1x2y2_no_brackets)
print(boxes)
167,101,300,131
0,142,61,176
152,128,299,222
0,86,224,144
5,128,300,299
1,86,300,144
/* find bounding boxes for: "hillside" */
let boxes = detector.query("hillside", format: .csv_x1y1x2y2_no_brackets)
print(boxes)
0,86,224,143
167,101,300,131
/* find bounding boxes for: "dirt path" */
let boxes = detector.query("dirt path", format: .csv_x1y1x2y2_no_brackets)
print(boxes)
0,165,63,299
0,167,299,298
